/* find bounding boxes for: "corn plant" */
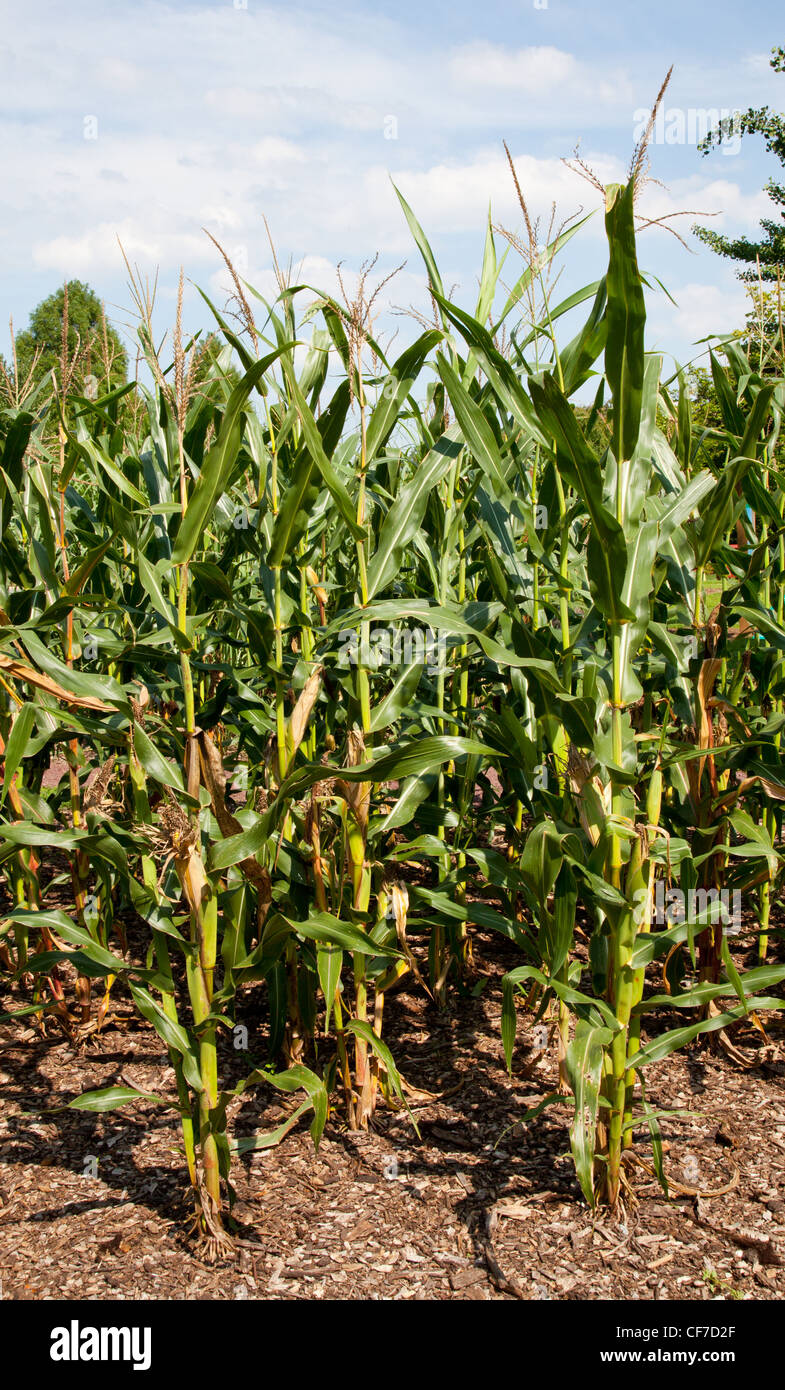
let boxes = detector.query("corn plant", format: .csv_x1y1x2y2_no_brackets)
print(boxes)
430,174,785,1208
0,150,783,1245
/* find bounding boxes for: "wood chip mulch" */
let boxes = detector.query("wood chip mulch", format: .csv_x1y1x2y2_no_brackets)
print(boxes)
1,929,784,1301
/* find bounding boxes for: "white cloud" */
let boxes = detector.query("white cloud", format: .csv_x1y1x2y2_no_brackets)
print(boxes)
2,0,780,376
383,149,624,242
252,137,307,165
449,42,578,90
647,280,749,354
637,177,774,236
96,59,141,92
205,85,379,133
33,220,207,276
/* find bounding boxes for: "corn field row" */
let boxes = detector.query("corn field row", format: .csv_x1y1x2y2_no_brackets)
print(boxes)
1,170,784,1255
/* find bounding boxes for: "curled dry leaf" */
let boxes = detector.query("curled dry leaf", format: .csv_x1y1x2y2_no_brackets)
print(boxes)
0,653,110,711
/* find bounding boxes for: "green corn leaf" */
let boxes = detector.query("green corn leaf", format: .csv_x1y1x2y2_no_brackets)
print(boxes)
627,997,785,1069
232,1098,313,1153
392,184,445,301
282,911,399,959
173,347,293,565
128,982,203,1091
1,702,37,803
62,1086,170,1113
639,1080,668,1198
317,944,343,1031
366,426,462,599
365,330,442,463
345,1019,418,1134
604,179,646,468
436,354,510,497
501,973,519,1073
284,372,366,541
565,1021,613,1206
131,725,186,794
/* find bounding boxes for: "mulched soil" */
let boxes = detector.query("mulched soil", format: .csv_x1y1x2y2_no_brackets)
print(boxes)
1,923,784,1301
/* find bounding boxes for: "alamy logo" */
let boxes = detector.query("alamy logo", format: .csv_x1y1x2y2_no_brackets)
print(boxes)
633,880,741,934
50,1319,151,1371
337,625,448,674
632,105,742,154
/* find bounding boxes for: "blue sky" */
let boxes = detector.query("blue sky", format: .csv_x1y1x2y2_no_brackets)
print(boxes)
2,0,784,383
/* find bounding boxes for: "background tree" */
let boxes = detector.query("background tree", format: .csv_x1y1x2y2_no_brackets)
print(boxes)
1,280,128,402
736,282,785,374
693,45,785,281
